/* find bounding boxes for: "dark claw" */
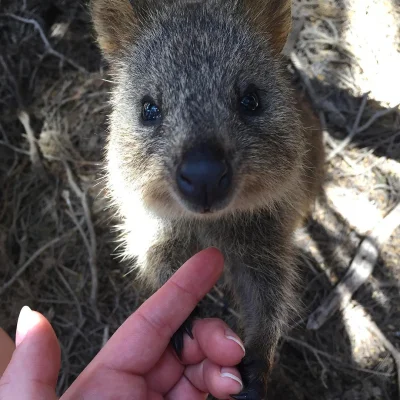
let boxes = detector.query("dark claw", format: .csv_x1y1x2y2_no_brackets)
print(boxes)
170,308,198,359
230,393,250,400
171,329,185,359
184,322,194,339
230,394,247,400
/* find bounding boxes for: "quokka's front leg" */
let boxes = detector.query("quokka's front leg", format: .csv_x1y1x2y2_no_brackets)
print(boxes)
138,234,201,358
228,253,298,400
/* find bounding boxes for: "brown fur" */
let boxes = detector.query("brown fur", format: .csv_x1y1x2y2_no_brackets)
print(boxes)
294,89,325,224
91,0,139,57
91,1,324,398
244,0,292,54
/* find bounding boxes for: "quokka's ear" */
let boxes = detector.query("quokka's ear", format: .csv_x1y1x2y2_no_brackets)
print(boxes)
91,0,144,59
243,0,292,55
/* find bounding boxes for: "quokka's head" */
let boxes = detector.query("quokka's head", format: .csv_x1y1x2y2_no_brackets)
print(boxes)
92,0,306,219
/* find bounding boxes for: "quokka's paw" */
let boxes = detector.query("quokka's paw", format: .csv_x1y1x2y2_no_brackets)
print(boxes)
230,353,268,400
170,307,199,359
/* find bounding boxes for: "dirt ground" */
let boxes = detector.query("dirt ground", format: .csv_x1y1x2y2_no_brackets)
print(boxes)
1,1,400,399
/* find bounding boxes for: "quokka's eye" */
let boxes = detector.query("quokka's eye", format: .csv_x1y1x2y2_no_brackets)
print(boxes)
142,102,162,122
240,93,260,112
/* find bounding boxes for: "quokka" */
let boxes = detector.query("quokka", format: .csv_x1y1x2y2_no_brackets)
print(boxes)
91,0,324,398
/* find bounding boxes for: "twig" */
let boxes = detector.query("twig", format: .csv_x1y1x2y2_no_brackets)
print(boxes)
307,202,400,330
55,267,83,322
307,237,378,330
63,162,100,321
356,103,400,134
284,335,341,363
282,17,305,56
4,14,85,73
0,237,61,296
102,325,110,348
0,140,29,155
283,334,392,378
327,92,369,161
17,110,46,177
0,56,23,108
66,318,87,353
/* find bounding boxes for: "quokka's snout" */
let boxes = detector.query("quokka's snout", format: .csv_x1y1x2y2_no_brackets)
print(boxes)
176,141,233,214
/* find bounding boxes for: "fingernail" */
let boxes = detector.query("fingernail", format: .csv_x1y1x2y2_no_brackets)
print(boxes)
225,329,246,356
16,306,35,347
221,367,243,391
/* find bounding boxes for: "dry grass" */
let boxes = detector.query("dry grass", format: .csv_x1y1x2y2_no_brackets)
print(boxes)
0,0,399,399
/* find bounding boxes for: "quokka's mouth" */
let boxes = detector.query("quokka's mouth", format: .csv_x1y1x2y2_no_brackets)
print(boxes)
176,195,234,218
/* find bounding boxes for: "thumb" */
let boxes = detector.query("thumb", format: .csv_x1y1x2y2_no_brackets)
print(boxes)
0,306,60,400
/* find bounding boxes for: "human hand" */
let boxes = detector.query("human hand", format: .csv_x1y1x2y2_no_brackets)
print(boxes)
0,248,245,399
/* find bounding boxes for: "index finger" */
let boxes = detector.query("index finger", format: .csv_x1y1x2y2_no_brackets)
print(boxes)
101,247,223,374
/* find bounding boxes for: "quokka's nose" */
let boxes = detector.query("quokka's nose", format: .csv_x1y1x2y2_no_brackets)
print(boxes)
176,143,232,211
